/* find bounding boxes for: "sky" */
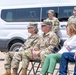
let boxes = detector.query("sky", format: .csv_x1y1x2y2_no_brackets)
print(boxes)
0,0,76,6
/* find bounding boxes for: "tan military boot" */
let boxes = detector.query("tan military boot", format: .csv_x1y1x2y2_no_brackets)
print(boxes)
11,69,17,75
3,69,11,75
20,68,27,75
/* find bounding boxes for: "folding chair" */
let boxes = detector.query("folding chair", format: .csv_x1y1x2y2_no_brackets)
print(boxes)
28,59,41,75
18,59,41,75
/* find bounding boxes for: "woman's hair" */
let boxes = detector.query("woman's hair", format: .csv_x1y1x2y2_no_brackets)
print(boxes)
66,22,76,35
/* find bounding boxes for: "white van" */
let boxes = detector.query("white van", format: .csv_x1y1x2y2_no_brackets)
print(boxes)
0,3,76,51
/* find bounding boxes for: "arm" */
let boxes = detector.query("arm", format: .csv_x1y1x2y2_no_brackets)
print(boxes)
52,18,59,33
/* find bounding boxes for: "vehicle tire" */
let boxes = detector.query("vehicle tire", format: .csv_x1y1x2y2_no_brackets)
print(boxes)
10,42,23,52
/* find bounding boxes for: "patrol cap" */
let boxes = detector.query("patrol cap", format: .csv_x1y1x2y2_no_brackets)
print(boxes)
41,20,52,26
48,10,54,14
74,7,76,10
27,22,38,29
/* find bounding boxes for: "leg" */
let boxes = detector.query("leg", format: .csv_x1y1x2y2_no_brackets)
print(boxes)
48,53,61,74
40,54,51,74
40,53,61,74
21,50,33,75
59,52,75,75
4,52,14,75
11,52,22,75
11,47,25,75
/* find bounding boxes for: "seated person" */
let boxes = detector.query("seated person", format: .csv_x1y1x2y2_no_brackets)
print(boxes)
3,22,40,75
40,22,76,75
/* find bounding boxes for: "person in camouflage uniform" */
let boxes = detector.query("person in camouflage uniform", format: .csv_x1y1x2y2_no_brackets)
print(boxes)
68,7,76,23
46,9,59,33
11,20,59,75
3,22,40,75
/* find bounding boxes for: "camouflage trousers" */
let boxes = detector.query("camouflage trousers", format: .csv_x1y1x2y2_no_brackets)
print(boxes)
4,49,24,69
11,49,53,70
4,52,15,69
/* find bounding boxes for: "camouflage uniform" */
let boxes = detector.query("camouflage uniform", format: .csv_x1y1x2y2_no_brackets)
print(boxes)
46,10,59,33
11,20,59,70
68,15,76,24
4,22,40,72
11,34,40,69
4,52,15,69
68,7,76,24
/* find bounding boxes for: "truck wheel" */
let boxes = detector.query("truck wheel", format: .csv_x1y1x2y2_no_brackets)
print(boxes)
10,42,23,51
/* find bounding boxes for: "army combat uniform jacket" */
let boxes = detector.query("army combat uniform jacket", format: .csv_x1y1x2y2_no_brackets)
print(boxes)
68,15,76,23
4,34,40,69
46,17,59,33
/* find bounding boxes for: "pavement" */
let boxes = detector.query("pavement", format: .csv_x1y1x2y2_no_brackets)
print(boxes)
0,51,75,75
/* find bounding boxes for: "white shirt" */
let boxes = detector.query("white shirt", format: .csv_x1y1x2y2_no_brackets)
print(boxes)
59,35,76,54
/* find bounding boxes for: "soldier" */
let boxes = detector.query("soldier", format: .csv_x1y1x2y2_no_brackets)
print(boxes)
40,22,76,75
68,7,76,23
11,20,59,75
46,9,59,33
3,22,40,75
